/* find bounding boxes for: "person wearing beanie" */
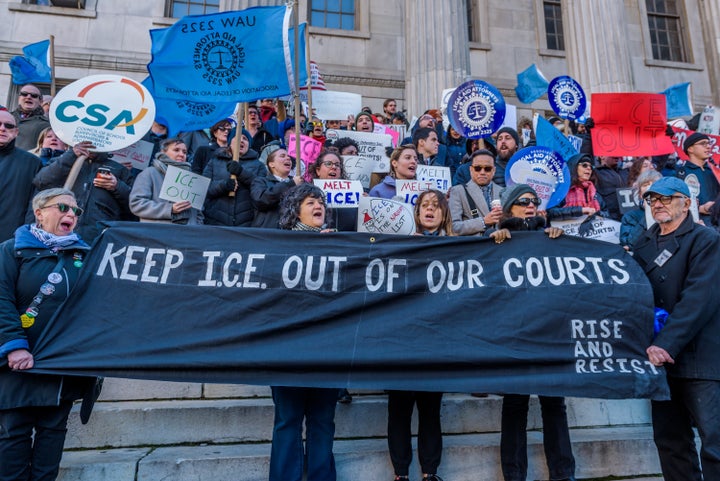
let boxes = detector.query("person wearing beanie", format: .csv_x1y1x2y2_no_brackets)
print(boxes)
674,131,717,219
547,153,607,222
354,112,374,132
493,127,520,187
485,185,574,481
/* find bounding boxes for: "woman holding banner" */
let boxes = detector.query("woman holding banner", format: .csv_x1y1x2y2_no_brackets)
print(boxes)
270,183,338,481
0,188,97,481
385,189,453,481
369,145,418,199
129,138,203,225
488,185,576,481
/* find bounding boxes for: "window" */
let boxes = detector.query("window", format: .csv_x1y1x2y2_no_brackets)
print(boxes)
24,0,86,6
166,0,219,18
646,0,687,62
467,0,478,43
543,0,564,51
309,0,356,30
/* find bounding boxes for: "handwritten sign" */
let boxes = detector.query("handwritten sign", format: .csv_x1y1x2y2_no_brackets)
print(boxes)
416,164,452,193
313,179,364,209
288,133,323,179
395,179,433,206
326,129,393,173
670,126,720,162
357,196,416,235
343,155,375,189
591,93,675,157
159,165,210,210
111,139,154,171
552,215,621,244
616,187,637,215
698,105,720,135
311,90,362,121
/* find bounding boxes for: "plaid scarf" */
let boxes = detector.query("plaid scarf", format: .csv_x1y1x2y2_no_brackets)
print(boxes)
292,222,322,232
30,224,81,252
564,181,601,211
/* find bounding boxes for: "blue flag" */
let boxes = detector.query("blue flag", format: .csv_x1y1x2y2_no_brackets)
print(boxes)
514,64,549,104
660,82,692,118
535,114,577,162
141,78,236,137
147,6,306,103
9,39,51,84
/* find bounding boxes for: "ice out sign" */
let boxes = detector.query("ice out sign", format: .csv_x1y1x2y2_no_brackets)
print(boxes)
49,75,155,152
159,166,211,210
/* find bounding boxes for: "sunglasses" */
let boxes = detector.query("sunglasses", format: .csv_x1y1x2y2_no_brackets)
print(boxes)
472,165,494,172
19,91,41,99
0,121,17,129
513,197,541,207
579,162,594,169
216,126,231,132
42,203,84,216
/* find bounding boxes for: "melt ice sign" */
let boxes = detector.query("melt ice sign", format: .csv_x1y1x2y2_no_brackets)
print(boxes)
313,179,364,208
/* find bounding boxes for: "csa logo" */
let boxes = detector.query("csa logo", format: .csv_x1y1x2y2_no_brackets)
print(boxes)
193,32,245,86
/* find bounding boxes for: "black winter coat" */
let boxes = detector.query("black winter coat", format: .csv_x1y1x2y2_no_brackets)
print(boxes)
633,215,720,380
203,148,262,227
0,227,94,409
0,140,42,242
250,173,297,228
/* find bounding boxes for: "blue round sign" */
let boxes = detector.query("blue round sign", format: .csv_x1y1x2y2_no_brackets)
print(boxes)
548,76,586,121
504,146,571,209
447,80,506,139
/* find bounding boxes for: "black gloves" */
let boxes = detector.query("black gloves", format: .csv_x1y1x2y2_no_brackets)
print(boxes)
226,161,243,176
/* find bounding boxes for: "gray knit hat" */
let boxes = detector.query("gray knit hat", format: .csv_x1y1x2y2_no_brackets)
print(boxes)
500,184,537,215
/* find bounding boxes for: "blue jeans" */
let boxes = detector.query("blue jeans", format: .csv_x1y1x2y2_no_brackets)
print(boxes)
500,395,576,481
651,377,720,481
269,386,337,481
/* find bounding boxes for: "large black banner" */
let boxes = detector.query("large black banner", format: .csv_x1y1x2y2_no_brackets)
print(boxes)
31,223,669,400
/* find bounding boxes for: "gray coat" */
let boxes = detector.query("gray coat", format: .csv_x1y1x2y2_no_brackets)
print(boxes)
448,181,501,236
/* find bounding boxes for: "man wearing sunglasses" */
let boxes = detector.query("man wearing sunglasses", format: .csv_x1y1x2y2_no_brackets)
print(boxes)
0,109,43,242
10,84,50,151
633,176,720,481
448,149,502,235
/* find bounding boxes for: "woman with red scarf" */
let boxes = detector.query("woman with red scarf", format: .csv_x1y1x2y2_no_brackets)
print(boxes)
548,153,607,221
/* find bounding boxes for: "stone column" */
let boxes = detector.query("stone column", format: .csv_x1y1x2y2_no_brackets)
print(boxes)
699,0,720,105
562,0,634,93
404,0,470,116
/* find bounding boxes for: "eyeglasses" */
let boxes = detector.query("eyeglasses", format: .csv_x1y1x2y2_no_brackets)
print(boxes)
42,203,84,216
0,121,17,129
693,140,711,147
472,165,494,172
513,197,541,207
643,194,686,206
420,116,435,123
579,162,593,169
321,161,341,169
19,91,41,99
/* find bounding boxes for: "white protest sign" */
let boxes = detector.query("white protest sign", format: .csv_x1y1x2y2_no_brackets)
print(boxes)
395,179,433,206
698,105,720,135
552,215,621,244
111,139,154,171
326,129,393,173
616,187,637,214
313,179,364,209
49,75,155,152
500,104,517,131
311,90,362,121
416,164,452,193
343,155,375,189
440,87,455,130
357,196,416,235
159,165,210,210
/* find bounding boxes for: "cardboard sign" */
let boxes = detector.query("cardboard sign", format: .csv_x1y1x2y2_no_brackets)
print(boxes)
386,124,407,146
325,129,393,173
395,179,433,206
499,104,517,132
111,139,154,171
311,90,362,121
159,165,210,210
416,164,452,193
313,179,364,209
288,133,323,173
552,215,621,244
49,75,155,152
698,105,720,135
343,155,375,189
591,93,675,157
357,196,416,235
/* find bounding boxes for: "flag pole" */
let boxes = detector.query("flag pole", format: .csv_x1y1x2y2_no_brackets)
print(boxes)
49,35,56,96
229,102,245,197
305,28,313,119
293,0,302,176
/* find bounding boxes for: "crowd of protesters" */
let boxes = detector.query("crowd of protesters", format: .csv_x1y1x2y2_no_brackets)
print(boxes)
1,82,719,481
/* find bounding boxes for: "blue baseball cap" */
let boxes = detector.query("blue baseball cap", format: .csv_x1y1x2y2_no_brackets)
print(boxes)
645,177,690,197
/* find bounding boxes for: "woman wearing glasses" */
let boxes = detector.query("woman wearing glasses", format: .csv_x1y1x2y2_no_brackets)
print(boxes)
548,153,607,221
309,149,356,232
0,188,98,481
487,184,576,481
448,149,503,236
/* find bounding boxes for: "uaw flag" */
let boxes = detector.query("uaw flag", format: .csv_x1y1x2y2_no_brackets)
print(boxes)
10,39,52,84
147,6,306,103
300,61,326,91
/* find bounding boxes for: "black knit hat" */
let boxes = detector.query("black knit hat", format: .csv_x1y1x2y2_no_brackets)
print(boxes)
683,132,710,154
501,184,537,215
496,126,520,147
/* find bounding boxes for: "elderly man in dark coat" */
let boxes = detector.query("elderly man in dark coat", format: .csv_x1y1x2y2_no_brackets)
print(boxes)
10,84,50,151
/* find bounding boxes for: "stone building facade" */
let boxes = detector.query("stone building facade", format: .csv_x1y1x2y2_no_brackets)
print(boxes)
1,0,718,123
